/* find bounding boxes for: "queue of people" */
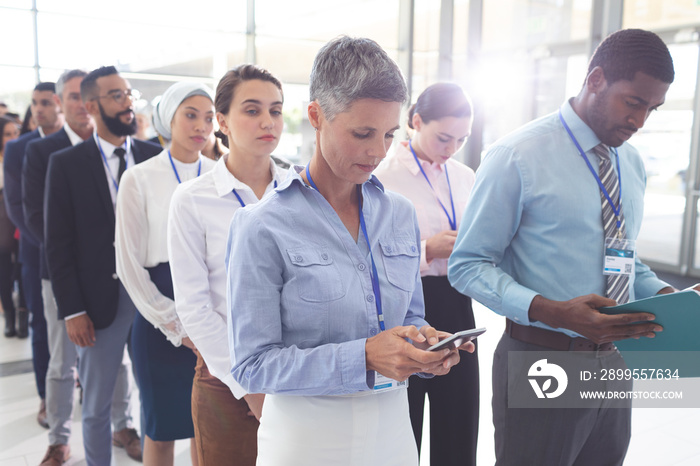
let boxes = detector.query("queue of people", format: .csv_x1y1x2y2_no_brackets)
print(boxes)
0,27,682,466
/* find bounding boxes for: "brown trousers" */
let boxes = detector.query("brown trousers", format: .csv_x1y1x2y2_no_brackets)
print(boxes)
191,351,259,465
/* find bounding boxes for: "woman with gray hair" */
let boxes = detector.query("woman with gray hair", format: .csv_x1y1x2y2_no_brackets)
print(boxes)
115,81,216,465
227,36,474,465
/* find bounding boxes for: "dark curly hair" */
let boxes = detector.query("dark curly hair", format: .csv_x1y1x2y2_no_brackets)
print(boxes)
588,29,674,84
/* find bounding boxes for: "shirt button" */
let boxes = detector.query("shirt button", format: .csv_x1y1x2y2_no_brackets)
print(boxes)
321,253,328,260
295,255,303,262
385,246,392,253
112,273,118,280
370,328,377,336
366,295,374,303
411,246,416,252
358,264,366,271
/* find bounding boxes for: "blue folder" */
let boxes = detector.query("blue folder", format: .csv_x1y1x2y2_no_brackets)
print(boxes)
601,290,700,377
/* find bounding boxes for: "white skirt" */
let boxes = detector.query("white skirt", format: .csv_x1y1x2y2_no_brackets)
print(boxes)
257,388,418,466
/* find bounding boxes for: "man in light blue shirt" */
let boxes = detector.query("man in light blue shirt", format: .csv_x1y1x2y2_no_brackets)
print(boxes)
448,29,676,465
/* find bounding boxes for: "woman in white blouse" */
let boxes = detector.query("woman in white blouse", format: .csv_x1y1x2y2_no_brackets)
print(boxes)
167,64,288,466
115,81,216,466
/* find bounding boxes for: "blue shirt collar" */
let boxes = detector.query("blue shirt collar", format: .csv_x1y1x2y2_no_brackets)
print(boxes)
277,164,386,193
560,98,602,154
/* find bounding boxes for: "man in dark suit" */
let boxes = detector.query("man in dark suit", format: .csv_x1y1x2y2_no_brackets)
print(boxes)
45,66,160,466
26,69,142,466
3,81,61,429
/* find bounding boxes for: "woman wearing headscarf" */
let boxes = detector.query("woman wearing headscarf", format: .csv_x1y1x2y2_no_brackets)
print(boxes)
226,37,475,466
115,81,216,466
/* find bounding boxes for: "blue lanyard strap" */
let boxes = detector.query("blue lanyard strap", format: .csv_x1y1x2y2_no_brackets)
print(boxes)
408,141,457,230
558,110,623,230
232,180,277,208
357,185,385,331
95,136,128,192
305,164,385,331
168,150,201,184
304,164,319,191
232,189,246,208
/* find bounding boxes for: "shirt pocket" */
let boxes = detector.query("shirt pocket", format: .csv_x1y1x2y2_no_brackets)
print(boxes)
287,246,346,302
378,236,420,292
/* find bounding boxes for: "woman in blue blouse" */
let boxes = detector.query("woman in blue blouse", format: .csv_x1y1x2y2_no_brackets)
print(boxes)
226,36,474,466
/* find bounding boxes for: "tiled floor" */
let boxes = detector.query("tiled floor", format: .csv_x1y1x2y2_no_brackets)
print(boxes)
2,303,699,466
0,324,192,466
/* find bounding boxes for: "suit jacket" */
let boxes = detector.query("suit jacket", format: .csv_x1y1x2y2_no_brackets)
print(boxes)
23,128,72,280
45,136,160,328
3,129,41,265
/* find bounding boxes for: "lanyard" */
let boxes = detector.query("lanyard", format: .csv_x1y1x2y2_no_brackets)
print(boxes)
305,165,385,331
168,150,201,184
558,110,623,231
408,141,457,230
95,136,128,192
232,180,277,208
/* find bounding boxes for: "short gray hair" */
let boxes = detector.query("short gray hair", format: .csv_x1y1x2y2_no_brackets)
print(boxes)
56,69,88,101
309,36,408,121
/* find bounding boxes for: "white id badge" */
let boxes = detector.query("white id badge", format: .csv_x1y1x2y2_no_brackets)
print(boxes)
603,237,635,276
373,372,408,393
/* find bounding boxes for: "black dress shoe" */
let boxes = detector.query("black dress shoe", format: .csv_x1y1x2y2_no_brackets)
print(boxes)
16,308,28,339
3,308,16,337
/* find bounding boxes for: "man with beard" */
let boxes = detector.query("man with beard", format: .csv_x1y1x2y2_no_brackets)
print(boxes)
44,66,160,466
448,29,677,465
25,69,144,466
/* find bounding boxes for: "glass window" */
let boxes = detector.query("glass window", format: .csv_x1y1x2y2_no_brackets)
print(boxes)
256,37,320,85
0,66,38,116
636,43,697,266
37,12,238,78
413,0,441,54
0,8,35,67
476,1,592,151
623,0,700,30
483,0,592,51
0,1,31,7
532,54,588,117
275,83,308,164
255,0,398,47
451,0,471,86
35,0,245,32
255,0,401,86
412,0,442,93
412,51,440,96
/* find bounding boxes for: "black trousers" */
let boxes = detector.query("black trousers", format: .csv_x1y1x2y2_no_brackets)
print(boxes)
0,251,15,316
408,275,479,466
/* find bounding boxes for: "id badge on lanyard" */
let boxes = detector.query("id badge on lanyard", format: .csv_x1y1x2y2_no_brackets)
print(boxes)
557,110,636,280
373,372,408,393
604,236,635,276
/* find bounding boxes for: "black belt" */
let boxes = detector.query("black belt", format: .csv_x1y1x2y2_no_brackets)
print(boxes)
506,320,616,352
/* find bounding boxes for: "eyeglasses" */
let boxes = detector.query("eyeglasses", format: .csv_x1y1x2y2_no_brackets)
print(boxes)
93,89,141,105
